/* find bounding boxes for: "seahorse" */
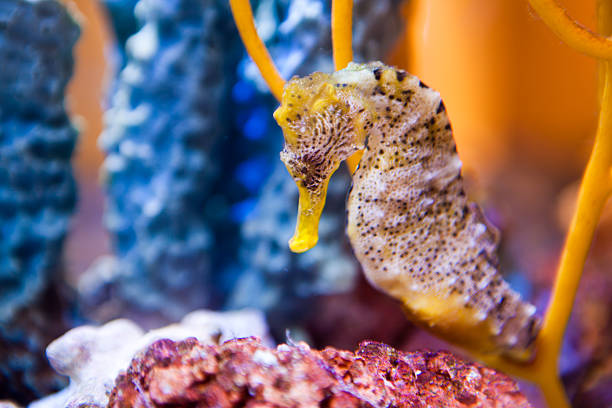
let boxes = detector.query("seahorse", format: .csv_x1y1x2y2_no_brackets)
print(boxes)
274,61,540,361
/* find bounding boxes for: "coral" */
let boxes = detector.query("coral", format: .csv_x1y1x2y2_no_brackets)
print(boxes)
30,309,271,408
0,0,79,327
100,0,139,57
0,0,79,402
108,336,532,407
91,0,241,319
227,0,404,333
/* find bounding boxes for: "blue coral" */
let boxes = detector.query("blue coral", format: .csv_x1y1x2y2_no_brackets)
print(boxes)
0,0,79,324
102,0,139,53
0,0,79,401
97,0,241,318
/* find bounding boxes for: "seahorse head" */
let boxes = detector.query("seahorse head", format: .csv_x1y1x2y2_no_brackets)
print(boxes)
274,65,376,252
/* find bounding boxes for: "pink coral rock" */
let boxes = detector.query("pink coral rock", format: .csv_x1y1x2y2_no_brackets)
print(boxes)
108,337,532,408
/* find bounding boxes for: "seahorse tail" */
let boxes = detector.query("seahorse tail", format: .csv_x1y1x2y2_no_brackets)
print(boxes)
471,276,540,361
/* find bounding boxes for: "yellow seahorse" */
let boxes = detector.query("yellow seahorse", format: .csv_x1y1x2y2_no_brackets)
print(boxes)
275,61,540,362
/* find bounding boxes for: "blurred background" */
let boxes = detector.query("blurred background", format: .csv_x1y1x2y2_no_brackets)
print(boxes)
1,0,610,407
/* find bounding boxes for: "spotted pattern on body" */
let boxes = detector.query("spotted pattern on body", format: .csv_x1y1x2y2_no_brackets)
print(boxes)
274,62,540,361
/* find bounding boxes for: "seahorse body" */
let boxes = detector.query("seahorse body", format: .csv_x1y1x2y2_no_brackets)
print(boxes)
274,62,540,361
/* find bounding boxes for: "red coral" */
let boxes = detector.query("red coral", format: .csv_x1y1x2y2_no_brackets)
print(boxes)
108,337,532,408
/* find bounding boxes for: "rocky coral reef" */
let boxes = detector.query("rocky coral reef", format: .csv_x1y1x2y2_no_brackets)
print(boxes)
0,0,79,401
108,336,532,408
30,309,271,408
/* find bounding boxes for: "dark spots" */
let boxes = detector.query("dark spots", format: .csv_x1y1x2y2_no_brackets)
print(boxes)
418,80,429,88
396,70,407,82
373,68,383,81
436,101,446,114
496,296,507,311
372,85,386,96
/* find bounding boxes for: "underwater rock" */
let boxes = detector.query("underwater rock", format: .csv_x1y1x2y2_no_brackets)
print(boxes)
228,0,405,334
29,309,271,408
108,336,532,408
0,0,79,402
92,0,241,319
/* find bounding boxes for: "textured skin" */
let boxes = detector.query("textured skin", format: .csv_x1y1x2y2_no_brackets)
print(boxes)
108,337,533,408
276,62,540,361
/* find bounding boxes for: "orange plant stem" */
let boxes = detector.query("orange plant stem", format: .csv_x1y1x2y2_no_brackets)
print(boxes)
537,0,612,382
229,0,285,101
332,0,362,174
332,0,353,70
477,2,612,407
527,0,612,58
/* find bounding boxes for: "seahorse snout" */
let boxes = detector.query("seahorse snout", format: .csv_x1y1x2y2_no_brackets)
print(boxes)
287,176,330,253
